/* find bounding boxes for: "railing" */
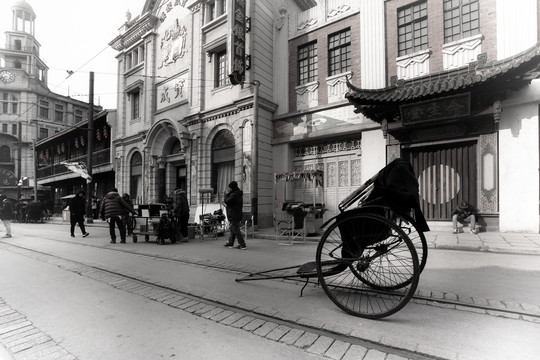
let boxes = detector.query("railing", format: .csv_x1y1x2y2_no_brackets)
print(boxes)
37,148,110,179
4,45,39,55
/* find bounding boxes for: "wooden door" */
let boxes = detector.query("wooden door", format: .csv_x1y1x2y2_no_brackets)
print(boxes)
404,142,477,220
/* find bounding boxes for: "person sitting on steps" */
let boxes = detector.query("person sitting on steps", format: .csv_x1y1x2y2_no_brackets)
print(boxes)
452,200,478,234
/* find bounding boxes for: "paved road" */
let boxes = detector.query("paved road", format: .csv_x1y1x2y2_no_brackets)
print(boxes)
0,222,539,359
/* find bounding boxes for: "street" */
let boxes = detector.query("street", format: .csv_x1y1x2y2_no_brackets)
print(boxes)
0,222,539,359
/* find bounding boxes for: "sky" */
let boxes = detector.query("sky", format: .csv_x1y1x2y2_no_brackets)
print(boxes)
0,0,147,109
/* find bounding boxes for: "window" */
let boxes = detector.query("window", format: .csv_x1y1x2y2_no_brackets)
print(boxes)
2,124,7,133
1,93,18,114
11,124,17,135
39,100,49,119
131,91,140,119
125,44,145,71
444,0,480,43
75,109,83,123
0,146,10,163
55,103,64,122
398,1,428,56
39,127,48,140
211,130,235,195
215,50,228,88
298,42,318,85
14,40,21,50
206,0,227,23
14,60,21,69
130,152,143,202
328,29,351,76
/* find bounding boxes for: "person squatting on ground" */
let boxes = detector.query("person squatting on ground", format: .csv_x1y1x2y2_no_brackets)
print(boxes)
70,189,89,238
173,189,189,242
223,181,246,250
0,195,13,238
101,188,136,244
452,200,478,234
122,193,134,236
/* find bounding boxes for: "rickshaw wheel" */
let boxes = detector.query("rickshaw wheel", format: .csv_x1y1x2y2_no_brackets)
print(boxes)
316,213,419,319
394,214,428,274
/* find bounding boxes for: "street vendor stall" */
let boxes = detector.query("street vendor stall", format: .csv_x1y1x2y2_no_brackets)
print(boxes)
274,170,325,243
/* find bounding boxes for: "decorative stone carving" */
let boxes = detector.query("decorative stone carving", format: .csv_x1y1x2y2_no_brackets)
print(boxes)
479,133,498,214
158,19,188,69
396,50,430,80
442,34,482,70
296,81,319,111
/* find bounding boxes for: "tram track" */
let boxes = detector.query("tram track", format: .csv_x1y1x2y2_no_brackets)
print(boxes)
3,234,540,324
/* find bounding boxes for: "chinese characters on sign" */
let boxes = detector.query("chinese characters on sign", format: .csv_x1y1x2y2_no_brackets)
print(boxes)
229,0,246,85
157,73,188,112
400,93,471,125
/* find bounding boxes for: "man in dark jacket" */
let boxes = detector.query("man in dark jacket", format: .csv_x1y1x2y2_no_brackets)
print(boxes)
223,181,246,249
101,188,135,244
70,189,89,238
173,189,189,242
0,195,13,238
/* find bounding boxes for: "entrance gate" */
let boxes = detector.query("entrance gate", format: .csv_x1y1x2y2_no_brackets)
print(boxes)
403,141,477,220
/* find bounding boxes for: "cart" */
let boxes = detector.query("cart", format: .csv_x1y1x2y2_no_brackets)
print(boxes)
237,158,429,319
274,170,325,245
195,188,227,240
131,202,178,245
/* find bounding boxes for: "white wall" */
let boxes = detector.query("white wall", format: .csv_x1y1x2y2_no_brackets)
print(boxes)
361,129,386,182
359,0,385,89
498,90,539,232
496,0,538,59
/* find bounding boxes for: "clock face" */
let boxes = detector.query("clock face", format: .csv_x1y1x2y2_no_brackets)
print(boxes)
0,70,14,83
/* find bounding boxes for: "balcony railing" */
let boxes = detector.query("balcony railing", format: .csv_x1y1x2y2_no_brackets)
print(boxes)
37,148,110,179
4,45,39,55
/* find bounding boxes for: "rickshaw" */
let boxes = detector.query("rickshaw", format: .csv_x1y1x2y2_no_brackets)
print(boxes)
236,158,429,319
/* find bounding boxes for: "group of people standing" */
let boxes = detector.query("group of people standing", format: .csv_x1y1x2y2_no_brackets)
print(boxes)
66,181,248,249
0,180,248,248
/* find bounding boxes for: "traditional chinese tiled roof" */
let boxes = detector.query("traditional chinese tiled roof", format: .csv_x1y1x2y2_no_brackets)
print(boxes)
346,42,540,123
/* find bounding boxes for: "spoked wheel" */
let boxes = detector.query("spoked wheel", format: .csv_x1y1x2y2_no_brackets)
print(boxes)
394,214,428,273
316,213,419,319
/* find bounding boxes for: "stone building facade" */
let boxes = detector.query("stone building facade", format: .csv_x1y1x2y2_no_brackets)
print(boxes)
109,0,278,227
0,0,101,204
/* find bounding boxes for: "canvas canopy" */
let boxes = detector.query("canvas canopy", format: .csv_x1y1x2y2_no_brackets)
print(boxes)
274,170,324,207
274,170,323,187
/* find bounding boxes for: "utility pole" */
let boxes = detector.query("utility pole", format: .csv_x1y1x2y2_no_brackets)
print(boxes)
86,71,94,223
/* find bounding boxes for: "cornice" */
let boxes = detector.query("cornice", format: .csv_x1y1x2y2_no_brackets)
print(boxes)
109,13,159,51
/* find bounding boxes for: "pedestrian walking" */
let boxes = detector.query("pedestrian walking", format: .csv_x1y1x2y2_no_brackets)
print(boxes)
223,181,246,250
173,189,189,242
122,193,134,236
101,188,136,244
70,189,89,238
0,195,14,238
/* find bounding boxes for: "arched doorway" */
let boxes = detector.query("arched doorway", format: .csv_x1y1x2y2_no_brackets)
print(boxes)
130,152,142,203
211,129,235,197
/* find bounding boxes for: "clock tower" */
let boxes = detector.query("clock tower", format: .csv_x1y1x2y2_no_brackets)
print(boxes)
0,0,48,84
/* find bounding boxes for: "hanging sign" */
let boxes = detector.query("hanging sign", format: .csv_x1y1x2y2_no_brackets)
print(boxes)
228,0,246,85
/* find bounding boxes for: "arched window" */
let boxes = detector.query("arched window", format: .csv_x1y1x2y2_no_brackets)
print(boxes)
0,145,10,163
212,129,235,195
130,152,142,202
